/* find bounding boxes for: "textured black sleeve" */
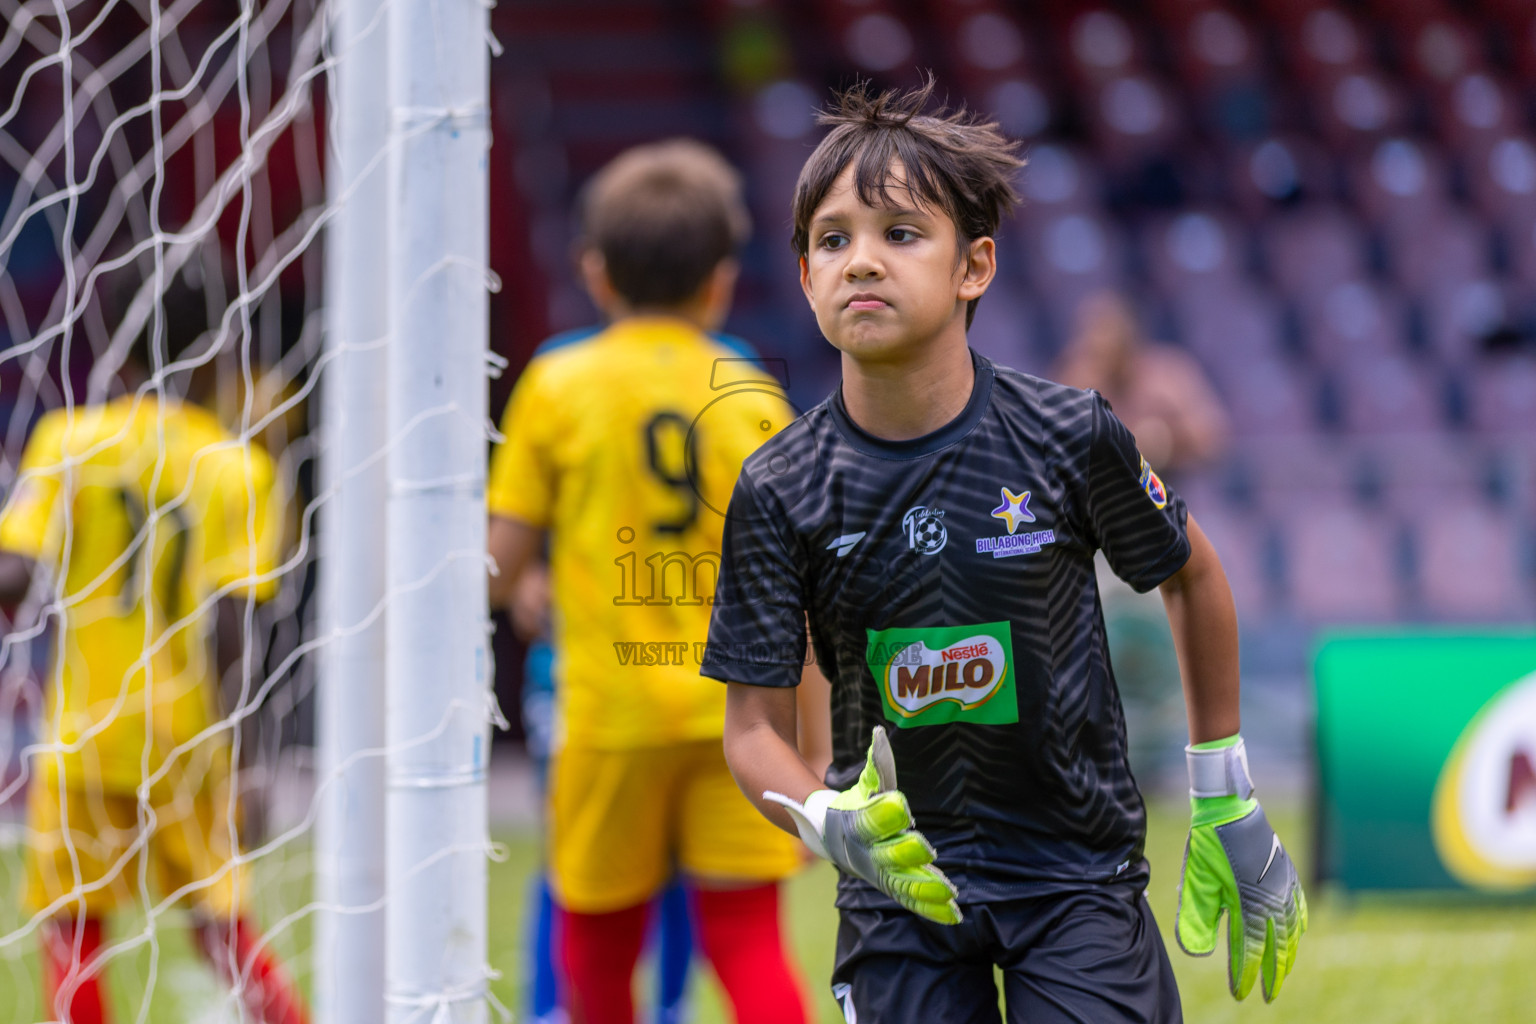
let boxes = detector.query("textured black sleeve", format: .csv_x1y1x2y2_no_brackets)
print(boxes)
1084,394,1192,593
700,470,808,687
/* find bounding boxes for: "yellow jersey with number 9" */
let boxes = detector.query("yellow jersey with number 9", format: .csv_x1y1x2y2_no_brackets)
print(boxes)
488,318,796,750
0,396,284,794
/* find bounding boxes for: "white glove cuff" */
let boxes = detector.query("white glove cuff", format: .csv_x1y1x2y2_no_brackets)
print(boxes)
763,788,837,861
799,789,836,848
1186,736,1254,799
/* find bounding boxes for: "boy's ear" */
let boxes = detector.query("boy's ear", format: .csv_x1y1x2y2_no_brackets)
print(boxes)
696,257,740,332
957,236,997,303
578,249,624,318
798,256,814,308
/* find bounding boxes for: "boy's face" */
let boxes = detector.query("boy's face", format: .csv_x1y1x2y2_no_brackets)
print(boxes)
799,159,994,363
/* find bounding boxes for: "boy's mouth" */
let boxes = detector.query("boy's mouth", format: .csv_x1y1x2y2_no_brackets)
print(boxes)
846,293,889,310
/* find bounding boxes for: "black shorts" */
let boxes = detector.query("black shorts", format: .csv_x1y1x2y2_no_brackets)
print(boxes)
830,884,1182,1024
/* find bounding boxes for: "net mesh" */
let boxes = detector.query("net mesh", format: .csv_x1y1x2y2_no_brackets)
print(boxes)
1,0,334,1018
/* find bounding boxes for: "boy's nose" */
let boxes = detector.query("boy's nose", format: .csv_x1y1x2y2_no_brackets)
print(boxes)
842,239,883,280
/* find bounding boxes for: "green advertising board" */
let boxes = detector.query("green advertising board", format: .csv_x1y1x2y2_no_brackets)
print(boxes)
1314,633,1536,893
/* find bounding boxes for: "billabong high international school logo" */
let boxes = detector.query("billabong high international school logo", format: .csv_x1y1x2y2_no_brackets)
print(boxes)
979,485,1055,559
866,622,1019,728
1138,456,1168,509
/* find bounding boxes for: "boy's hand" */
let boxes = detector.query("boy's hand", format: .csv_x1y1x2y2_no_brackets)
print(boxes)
1176,735,1308,1002
765,726,962,925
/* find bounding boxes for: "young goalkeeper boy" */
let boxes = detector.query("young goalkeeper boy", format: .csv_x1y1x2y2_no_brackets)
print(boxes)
486,139,811,1024
704,80,1308,1022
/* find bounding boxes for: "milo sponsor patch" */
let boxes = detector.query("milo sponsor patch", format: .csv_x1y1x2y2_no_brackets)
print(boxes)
866,621,1018,728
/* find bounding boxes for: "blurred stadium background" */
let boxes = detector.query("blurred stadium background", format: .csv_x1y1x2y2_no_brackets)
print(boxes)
2,0,1535,1021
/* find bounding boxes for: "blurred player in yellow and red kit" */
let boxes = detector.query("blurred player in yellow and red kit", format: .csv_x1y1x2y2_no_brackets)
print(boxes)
487,140,819,1024
0,288,308,1024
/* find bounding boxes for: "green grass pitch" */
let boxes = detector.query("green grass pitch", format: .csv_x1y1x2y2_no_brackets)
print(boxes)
2,802,1533,1022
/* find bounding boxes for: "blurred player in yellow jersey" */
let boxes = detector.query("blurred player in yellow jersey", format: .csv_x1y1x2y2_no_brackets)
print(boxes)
0,285,308,1024
487,140,818,1024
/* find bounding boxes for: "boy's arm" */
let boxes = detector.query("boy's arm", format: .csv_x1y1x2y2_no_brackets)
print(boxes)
1158,514,1240,744
1160,513,1308,1003
795,656,833,782
486,515,543,611
723,681,823,837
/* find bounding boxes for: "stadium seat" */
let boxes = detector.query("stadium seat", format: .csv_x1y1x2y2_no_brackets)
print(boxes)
1399,15,1485,87
1280,497,1404,622
1299,280,1407,365
1227,135,1338,216
1313,72,1411,148
1017,143,1103,222
1142,209,1249,295
1348,137,1451,227
1170,5,1265,95
1282,7,1372,86
816,2,922,78
1215,355,1319,436
1255,0,1335,27
1087,73,1187,170
1467,355,1536,434
1382,208,1490,293
1418,278,1510,363
1412,497,1535,620
1506,211,1536,287
1364,433,1484,517
1368,0,1466,33
1238,435,1354,509
1062,8,1147,89
1495,9,1536,81
982,77,1057,141
1262,206,1369,300
1327,353,1444,434
936,4,1036,77
1432,73,1522,152
1020,211,1127,312
1465,135,1536,224
1171,282,1287,381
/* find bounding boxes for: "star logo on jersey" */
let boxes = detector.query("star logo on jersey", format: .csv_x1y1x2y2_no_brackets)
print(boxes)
989,487,1036,535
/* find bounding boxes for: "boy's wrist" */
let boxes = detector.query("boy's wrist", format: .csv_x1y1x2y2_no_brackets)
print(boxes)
1185,733,1253,799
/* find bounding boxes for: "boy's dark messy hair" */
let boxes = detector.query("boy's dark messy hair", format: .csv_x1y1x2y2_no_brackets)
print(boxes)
581,138,751,308
791,77,1023,327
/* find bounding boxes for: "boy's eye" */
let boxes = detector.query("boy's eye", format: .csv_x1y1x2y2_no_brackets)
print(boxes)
887,227,917,243
819,233,848,250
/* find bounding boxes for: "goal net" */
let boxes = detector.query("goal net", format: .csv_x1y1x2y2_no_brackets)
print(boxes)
0,0,493,1019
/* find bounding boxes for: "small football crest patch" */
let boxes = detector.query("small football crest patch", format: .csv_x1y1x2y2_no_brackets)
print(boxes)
1138,456,1168,509
902,505,948,554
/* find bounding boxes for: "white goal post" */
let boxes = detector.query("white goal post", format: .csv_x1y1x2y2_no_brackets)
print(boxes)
321,0,495,1020
379,0,495,1010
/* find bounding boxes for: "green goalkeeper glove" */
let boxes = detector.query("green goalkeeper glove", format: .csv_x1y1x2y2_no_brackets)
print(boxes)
1176,734,1309,1002
765,725,962,925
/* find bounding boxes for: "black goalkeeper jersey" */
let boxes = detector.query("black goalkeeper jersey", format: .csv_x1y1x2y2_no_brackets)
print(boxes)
702,351,1192,908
